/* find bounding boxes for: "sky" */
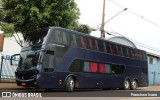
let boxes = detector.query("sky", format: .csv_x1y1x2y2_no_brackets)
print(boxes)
75,0,160,55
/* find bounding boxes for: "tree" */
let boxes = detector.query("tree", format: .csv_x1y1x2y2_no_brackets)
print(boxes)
0,0,80,44
74,24,92,35
0,22,23,47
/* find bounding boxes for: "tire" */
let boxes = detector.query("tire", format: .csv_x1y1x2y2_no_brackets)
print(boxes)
124,79,130,90
131,80,138,90
66,76,75,92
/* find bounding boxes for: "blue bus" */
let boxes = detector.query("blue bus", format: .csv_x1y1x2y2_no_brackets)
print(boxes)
11,27,148,91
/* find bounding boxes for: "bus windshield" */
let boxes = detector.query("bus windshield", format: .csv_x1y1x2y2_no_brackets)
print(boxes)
17,50,40,71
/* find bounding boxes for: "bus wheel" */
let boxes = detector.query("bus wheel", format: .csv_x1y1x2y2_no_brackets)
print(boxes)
124,79,130,90
131,80,138,90
66,76,75,92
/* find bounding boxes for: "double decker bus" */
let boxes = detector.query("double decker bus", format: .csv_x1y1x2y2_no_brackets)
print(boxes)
11,27,148,91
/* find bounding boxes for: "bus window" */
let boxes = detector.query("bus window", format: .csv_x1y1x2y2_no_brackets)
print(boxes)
99,63,105,73
144,52,147,60
109,44,112,54
50,29,62,44
142,52,147,61
43,50,55,72
105,64,111,74
112,44,117,55
89,62,98,72
128,49,132,58
139,51,143,60
105,42,112,53
135,50,139,60
122,47,129,57
95,40,99,51
103,42,107,52
97,40,104,52
92,40,98,51
62,31,68,45
80,36,85,48
76,35,82,48
65,31,76,47
83,61,90,72
83,37,90,49
69,59,83,72
116,45,123,56
88,38,93,50
111,65,125,75
131,49,135,59
70,34,77,47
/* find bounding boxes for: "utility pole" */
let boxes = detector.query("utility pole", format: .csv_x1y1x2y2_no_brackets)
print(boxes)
101,0,106,39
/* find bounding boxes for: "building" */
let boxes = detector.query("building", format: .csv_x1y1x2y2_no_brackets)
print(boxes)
0,37,21,79
147,52,160,85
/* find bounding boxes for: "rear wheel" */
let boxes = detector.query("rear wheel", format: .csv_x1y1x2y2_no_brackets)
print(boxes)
131,80,138,90
124,79,130,90
66,76,75,92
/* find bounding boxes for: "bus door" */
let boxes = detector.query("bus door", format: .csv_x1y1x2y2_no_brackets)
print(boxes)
39,50,55,88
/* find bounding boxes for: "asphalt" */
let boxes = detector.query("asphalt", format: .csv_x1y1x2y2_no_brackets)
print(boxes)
0,82,160,90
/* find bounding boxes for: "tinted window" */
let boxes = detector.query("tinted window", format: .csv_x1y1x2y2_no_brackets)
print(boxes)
69,59,83,72
112,44,117,55
116,45,123,56
105,42,112,53
128,49,131,58
105,64,112,74
111,65,125,75
123,47,129,57
131,49,135,59
83,61,90,72
142,52,147,61
88,38,93,49
50,29,68,46
92,39,99,51
99,63,105,73
97,40,104,52
80,36,85,48
90,62,98,72
75,35,81,48
43,50,55,72
71,34,77,47
138,51,142,60
84,37,90,49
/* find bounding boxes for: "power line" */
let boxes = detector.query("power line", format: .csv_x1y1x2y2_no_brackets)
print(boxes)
106,29,160,53
108,0,160,28
104,8,127,24
77,0,160,53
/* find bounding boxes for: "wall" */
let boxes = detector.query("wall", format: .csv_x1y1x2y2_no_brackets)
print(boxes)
148,55,160,85
0,38,21,79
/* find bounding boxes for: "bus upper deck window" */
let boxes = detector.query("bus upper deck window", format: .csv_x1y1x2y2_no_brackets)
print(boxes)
80,36,85,48
88,38,93,50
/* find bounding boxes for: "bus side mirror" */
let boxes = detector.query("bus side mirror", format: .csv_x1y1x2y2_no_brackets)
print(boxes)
10,54,20,65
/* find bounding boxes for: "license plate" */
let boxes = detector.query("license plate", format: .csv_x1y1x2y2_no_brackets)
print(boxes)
21,82,26,86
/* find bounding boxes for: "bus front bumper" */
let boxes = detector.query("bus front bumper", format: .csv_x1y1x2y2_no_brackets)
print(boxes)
16,78,37,87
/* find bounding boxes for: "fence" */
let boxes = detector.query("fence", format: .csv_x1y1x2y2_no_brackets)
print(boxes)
0,55,18,82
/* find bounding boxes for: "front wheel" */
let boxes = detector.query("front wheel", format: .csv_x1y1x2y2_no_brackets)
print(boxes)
131,80,138,90
66,76,75,92
124,79,130,90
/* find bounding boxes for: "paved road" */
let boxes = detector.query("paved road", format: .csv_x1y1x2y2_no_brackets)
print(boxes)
0,83,160,100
